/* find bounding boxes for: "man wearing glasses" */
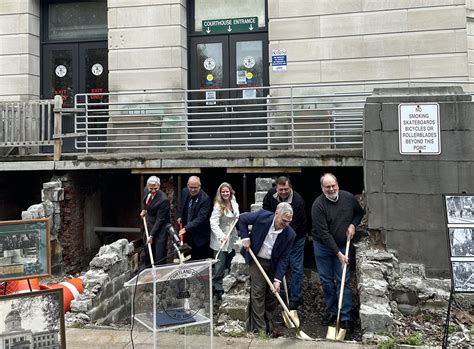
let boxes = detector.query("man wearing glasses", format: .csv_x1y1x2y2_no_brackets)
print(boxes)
239,202,296,336
262,176,307,310
311,173,364,332
178,176,212,260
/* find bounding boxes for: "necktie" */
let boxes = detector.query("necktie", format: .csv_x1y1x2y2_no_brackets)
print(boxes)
187,198,194,222
146,193,154,209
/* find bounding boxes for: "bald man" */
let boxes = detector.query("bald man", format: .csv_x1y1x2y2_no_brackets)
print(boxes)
311,173,364,331
178,176,212,260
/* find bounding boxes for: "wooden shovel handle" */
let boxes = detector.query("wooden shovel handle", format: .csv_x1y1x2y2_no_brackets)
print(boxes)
215,216,239,260
247,248,299,328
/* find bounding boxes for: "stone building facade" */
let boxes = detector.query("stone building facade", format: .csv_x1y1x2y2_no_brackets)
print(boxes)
1,0,474,100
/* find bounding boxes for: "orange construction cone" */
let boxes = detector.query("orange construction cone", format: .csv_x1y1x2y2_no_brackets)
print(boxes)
44,277,84,312
4,278,40,294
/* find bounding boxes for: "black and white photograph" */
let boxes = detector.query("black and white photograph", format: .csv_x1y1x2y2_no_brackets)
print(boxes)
452,261,474,293
0,288,66,348
0,218,51,282
449,228,474,257
445,195,474,224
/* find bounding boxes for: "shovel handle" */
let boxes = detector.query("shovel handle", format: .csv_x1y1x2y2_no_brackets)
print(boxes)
142,216,155,266
336,238,351,328
215,216,239,260
283,276,290,306
247,248,299,329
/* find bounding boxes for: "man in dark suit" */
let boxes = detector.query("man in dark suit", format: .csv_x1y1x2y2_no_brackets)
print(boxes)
239,202,296,334
140,175,170,266
262,176,307,310
178,176,212,260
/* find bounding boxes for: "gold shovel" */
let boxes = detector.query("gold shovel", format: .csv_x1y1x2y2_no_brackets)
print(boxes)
282,276,300,328
326,237,350,341
247,248,313,341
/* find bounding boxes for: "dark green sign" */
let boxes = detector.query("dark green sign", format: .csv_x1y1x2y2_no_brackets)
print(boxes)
202,17,258,34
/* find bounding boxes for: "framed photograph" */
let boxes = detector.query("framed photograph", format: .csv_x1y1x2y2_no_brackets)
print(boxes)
452,261,474,292
0,218,51,282
0,288,66,348
444,194,474,293
445,194,474,225
448,228,474,257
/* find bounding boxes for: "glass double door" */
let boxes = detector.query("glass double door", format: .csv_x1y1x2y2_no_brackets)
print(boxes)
42,42,108,151
189,33,268,148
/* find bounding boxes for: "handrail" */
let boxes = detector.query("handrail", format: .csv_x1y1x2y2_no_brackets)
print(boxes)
3,80,472,157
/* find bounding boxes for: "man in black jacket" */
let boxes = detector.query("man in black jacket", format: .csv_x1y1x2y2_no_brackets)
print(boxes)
311,173,364,331
140,176,171,265
262,176,307,309
178,176,212,260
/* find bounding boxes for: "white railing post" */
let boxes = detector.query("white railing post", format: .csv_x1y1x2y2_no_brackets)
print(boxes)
290,86,295,150
53,95,63,161
184,91,189,151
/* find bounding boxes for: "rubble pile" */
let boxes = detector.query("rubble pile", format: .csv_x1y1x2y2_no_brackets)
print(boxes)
66,239,135,327
356,238,473,347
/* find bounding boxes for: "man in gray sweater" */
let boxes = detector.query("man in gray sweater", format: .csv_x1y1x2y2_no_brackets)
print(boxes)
311,173,364,331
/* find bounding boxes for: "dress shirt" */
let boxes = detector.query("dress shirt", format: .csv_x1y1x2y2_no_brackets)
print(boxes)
257,218,283,260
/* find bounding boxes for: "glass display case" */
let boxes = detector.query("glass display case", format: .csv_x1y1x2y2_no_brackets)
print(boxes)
124,260,213,348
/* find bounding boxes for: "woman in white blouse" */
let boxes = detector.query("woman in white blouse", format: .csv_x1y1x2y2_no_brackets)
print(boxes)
210,182,239,301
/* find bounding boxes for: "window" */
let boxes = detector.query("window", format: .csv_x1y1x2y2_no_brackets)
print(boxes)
45,0,107,41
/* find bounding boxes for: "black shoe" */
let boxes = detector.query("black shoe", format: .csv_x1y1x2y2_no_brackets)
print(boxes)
340,320,353,331
213,289,223,301
322,313,337,326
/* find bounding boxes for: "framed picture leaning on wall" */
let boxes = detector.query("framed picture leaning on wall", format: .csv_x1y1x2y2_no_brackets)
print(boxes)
443,194,474,293
0,218,51,282
0,288,66,348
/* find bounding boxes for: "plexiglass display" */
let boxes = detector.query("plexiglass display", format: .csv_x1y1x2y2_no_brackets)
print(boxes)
124,260,214,348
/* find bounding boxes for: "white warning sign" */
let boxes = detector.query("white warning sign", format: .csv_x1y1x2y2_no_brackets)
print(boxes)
398,103,441,155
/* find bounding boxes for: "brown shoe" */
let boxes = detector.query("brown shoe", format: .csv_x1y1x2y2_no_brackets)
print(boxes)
270,329,284,338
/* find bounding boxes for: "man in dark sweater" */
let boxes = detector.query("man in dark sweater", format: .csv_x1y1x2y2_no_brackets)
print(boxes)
311,173,364,330
262,176,307,309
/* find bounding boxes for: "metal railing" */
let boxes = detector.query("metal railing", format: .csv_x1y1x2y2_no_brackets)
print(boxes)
0,100,54,148
3,80,473,157
73,85,367,153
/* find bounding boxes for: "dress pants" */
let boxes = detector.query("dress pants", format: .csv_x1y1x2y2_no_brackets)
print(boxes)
247,257,277,333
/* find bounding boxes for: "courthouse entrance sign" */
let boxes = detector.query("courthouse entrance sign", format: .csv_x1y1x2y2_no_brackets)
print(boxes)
203,17,258,34
398,103,441,155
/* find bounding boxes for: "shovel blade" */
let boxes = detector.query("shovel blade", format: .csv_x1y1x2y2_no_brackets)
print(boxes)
326,326,346,341
296,329,313,341
282,310,300,328
326,326,336,340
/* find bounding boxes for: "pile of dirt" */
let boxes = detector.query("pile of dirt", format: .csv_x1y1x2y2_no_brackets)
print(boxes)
272,268,363,341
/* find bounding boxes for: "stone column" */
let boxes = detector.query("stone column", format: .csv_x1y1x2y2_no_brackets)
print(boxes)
363,86,473,277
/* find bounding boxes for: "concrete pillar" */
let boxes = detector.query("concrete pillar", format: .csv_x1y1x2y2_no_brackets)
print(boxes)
363,87,473,277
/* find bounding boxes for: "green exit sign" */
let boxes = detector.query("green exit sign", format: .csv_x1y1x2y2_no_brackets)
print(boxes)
202,17,258,34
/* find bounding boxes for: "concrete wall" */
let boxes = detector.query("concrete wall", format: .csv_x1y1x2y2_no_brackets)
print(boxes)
0,0,40,101
268,0,469,86
108,0,187,93
363,87,473,277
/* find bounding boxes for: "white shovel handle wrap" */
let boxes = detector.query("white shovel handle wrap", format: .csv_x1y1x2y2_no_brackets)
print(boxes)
336,238,351,326
142,216,155,266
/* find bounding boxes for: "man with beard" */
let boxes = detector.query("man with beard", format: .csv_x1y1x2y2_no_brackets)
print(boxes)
311,173,364,331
